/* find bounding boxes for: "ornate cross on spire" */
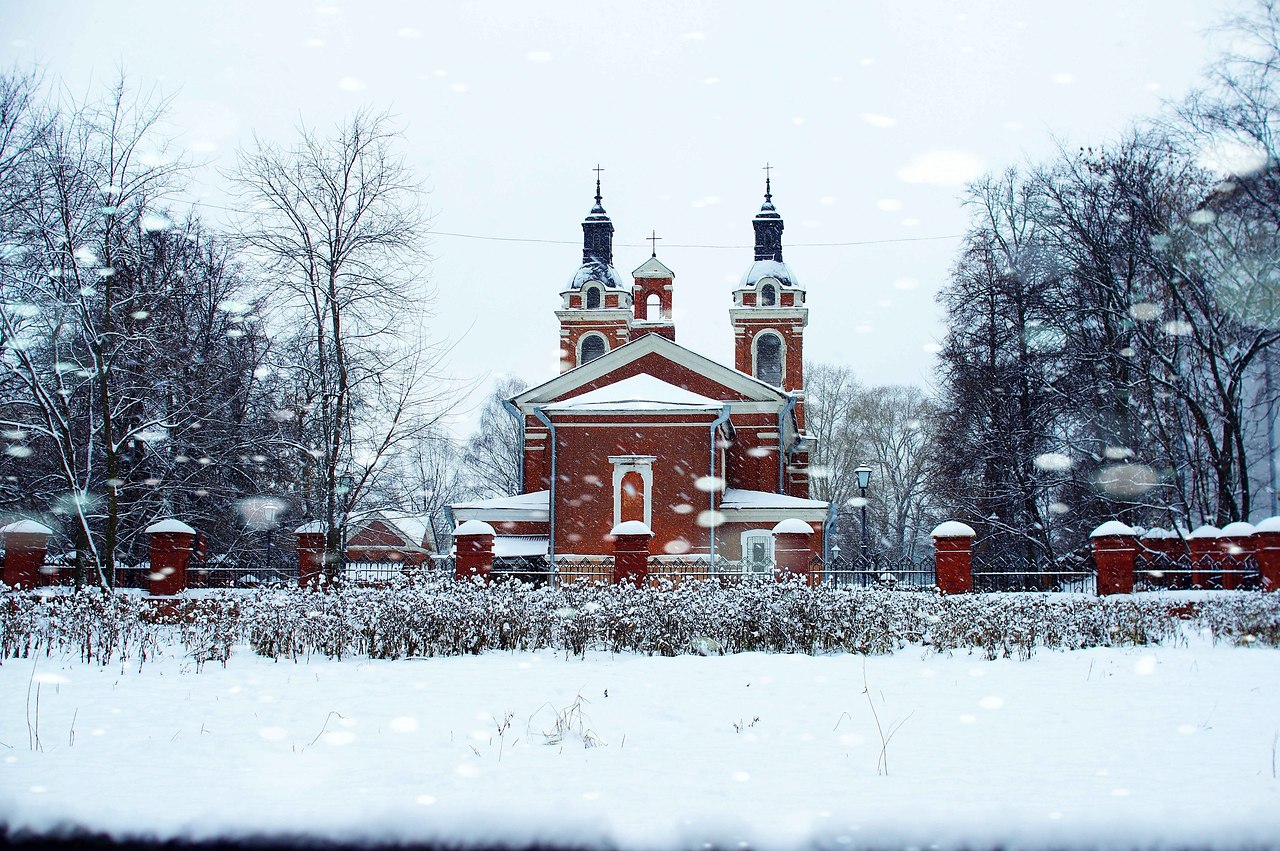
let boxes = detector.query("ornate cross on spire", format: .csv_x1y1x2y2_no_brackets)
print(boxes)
593,164,605,204
647,229,661,257
762,162,774,201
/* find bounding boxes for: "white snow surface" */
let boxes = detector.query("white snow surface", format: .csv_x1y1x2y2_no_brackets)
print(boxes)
2,642,1277,849
546,374,724,412
143,518,196,535
1090,520,1137,538
0,519,53,536
719,488,827,509
930,520,976,538
1256,516,1280,533
771,518,814,534
453,519,496,537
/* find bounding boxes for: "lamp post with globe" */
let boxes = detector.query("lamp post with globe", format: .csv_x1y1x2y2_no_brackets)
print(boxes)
854,465,873,560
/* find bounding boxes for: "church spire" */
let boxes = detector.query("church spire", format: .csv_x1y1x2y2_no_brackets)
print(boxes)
582,165,614,267
753,165,784,262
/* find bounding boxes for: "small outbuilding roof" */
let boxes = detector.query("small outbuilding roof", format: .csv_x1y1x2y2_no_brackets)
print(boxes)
544,374,724,413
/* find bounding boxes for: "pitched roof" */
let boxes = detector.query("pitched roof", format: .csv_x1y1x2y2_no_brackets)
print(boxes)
543,374,724,413
511,333,788,412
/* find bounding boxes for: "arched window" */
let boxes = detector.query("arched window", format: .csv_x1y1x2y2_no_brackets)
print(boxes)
760,283,776,306
620,471,645,522
755,333,783,386
580,334,606,365
646,293,662,320
585,286,602,309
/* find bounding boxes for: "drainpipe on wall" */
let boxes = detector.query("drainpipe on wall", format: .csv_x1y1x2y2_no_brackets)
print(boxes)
778,396,797,493
709,405,732,572
502,399,525,494
533,406,557,580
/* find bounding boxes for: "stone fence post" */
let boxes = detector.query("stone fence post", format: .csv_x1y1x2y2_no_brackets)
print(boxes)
1091,520,1138,596
930,521,975,594
146,518,197,596
453,520,495,583
611,521,652,586
295,523,328,588
1254,517,1280,592
772,519,814,583
1,520,54,590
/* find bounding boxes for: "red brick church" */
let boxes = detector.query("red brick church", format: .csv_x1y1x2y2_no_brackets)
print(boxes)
452,176,830,574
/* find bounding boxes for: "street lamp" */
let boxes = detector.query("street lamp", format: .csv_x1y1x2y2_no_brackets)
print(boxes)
854,465,873,558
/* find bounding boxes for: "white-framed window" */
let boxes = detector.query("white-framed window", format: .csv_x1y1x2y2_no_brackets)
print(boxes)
753,331,784,386
609,455,656,529
584,285,602,309
741,530,773,572
579,333,607,365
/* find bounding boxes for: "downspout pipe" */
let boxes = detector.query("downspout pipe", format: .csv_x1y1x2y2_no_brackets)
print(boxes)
709,404,732,571
533,406,557,579
502,398,525,493
778,396,797,493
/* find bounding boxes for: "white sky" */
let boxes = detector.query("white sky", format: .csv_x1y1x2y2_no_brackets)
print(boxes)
3,1,1236,435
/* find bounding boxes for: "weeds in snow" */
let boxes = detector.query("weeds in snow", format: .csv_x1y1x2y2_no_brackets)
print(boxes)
535,693,605,750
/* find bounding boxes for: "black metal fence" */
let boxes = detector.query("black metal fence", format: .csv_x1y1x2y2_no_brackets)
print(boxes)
970,548,1096,594
1134,551,1260,591
814,553,936,589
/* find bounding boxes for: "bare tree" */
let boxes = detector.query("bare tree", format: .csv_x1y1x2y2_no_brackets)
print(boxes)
231,110,448,577
461,375,526,499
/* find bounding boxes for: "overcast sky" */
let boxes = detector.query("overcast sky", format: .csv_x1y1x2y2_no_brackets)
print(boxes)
3,1,1239,434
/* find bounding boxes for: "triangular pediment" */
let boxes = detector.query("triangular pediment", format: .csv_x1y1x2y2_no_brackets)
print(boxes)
511,333,788,412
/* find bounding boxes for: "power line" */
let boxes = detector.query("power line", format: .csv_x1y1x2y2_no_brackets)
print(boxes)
160,195,964,249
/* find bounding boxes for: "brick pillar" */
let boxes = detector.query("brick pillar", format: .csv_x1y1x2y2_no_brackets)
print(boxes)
1254,517,1280,592
611,521,652,586
772,519,814,583
1091,520,1138,596
1,520,54,590
453,520,495,583
295,526,327,587
146,518,196,596
930,521,975,594
1188,525,1223,590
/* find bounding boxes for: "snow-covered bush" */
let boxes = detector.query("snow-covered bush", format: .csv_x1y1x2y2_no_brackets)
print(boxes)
3,577,1278,665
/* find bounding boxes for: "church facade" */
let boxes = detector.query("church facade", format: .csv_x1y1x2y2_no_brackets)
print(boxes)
452,177,830,573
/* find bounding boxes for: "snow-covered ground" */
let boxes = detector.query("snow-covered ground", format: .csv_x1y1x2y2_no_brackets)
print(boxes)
2,642,1278,850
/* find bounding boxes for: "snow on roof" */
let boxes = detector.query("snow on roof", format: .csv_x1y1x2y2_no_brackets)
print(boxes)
493,536,548,558
772,518,813,535
1189,524,1223,538
294,520,331,534
545,374,725,413
568,260,627,291
145,518,196,535
1256,516,1280,533
0,519,53,536
930,520,976,538
379,512,431,546
610,520,652,537
454,519,495,537
1090,520,1137,538
1219,521,1256,537
1141,527,1179,539
632,256,674,279
740,259,802,289
452,490,550,513
719,488,827,510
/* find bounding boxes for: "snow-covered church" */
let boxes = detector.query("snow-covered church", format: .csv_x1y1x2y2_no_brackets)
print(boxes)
452,177,830,573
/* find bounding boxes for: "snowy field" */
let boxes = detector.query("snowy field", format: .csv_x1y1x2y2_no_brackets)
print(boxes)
2,642,1279,850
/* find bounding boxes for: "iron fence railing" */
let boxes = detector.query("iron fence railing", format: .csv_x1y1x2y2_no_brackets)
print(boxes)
970,548,1096,594
813,553,936,589
1134,551,1260,591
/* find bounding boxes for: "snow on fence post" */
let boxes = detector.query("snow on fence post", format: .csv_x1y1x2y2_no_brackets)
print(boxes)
453,520,495,583
611,520,652,587
930,521,975,594
772,519,814,583
1091,521,1138,596
0,520,54,590
1139,528,1185,589
295,522,328,588
146,518,197,596
1254,517,1280,592
1187,525,1223,590
1218,521,1256,591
